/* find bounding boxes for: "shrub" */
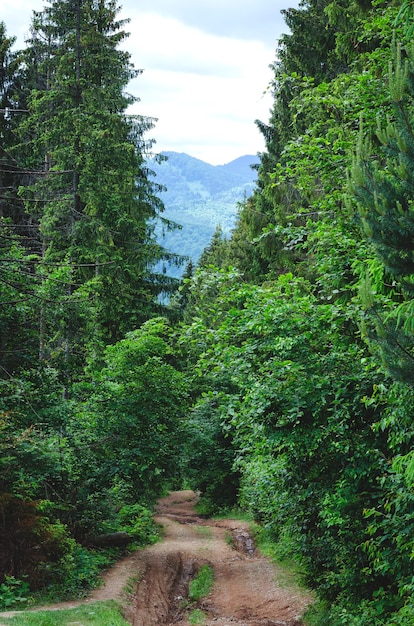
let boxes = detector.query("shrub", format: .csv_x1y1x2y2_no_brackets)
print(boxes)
117,503,160,546
0,576,29,610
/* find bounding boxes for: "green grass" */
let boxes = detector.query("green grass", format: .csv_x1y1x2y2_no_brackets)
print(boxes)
253,524,308,591
195,526,212,539
188,607,206,625
224,530,236,549
0,601,129,625
182,565,214,626
194,497,254,520
188,565,214,602
213,508,254,522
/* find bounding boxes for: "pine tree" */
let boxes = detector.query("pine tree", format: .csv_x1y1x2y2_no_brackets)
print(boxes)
351,44,414,382
17,0,172,378
0,24,41,374
198,225,229,269
0,23,29,229
0,23,17,211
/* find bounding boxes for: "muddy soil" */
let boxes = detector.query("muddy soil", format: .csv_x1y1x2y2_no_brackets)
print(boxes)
0,490,312,625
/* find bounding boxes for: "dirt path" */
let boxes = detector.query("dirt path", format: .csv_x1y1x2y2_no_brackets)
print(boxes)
0,490,312,625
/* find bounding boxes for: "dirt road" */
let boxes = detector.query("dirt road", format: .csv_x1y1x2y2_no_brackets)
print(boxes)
0,490,312,625
123,490,311,625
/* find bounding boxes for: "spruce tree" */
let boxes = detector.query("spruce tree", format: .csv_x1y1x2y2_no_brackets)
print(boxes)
0,23,30,231
228,0,376,285
351,44,414,382
198,225,229,269
17,0,172,377
0,24,40,373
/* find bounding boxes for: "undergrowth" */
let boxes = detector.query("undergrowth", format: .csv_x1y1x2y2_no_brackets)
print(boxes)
195,496,253,520
0,548,116,610
188,607,207,625
0,577,29,610
302,598,414,626
0,503,160,610
0,600,129,625
250,522,307,590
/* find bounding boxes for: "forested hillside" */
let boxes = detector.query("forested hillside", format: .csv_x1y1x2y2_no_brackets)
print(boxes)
1,1,414,625
148,151,259,273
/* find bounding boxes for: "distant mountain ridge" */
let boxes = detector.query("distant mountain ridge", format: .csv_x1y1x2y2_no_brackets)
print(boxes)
216,154,261,179
148,151,259,274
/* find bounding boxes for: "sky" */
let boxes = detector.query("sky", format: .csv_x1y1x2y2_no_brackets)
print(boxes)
2,0,298,165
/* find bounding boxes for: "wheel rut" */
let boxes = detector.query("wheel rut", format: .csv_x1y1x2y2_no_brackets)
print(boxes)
124,490,311,625
0,490,312,625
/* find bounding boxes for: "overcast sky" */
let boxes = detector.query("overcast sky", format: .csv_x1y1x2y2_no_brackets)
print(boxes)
2,0,298,165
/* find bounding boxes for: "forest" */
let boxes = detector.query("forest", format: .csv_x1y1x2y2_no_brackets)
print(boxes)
0,0,413,624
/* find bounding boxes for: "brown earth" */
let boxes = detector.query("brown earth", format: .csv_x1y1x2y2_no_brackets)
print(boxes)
0,490,312,625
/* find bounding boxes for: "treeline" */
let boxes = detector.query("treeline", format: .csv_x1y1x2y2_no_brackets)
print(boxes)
176,1,414,624
0,0,185,599
1,0,414,625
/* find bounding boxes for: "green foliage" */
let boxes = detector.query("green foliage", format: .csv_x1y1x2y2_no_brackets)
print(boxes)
197,225,230,270
199,3,414,621
72,317,188,507
303,599,386,626
8,0,178,382
116,503,159,546
304,593,414,626
38,541,115,600
180,257,412,616
0,577,29,610
350,44,414,383
0,496,68,590
183,393,240,513
2,0,414,620
1,3,188,597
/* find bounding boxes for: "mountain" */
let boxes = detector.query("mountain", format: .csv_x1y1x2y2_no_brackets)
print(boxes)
216,154,260,179
148,151,259,275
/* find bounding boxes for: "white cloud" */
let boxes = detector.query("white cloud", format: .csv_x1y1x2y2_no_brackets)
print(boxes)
2,0,42,43
123,0,291,45
133,66,272,164
124,13,246,77
122,12,274,163
1,0,295,164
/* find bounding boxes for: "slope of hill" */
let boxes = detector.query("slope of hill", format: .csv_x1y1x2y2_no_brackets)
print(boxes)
148,151,259,275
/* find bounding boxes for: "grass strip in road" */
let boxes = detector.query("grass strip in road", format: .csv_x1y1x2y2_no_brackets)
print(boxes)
184,564,214,626
188,564,214,602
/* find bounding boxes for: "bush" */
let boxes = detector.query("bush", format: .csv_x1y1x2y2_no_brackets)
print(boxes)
37,538,115,600
0,576,29,610
0,496,72,591
303,599,386,626
117,503,160,546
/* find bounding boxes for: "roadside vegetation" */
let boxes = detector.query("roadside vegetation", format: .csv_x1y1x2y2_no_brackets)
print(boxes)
1,1,414,625
0,602,129,626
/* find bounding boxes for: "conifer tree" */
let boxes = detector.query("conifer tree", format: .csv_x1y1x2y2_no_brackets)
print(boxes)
0,24,40,373
228,0,375,284
351,44,414,382
0,23,29,230
198,225,229,269
0,23,18,221
17,0,172,377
